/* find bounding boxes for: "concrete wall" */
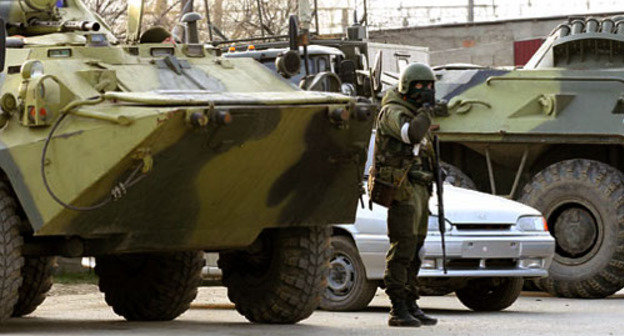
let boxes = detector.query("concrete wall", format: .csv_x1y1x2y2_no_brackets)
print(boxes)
369,12,624,66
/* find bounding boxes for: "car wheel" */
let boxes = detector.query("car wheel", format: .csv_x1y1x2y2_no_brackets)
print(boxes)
519,159,624,298
320,236,378,311
219,227,330,324
456,278,523,311
95,251,203,321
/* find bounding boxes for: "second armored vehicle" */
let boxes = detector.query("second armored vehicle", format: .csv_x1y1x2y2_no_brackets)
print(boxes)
433,16,624,298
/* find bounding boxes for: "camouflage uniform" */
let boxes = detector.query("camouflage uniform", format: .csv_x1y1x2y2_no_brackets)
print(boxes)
375,88,435,301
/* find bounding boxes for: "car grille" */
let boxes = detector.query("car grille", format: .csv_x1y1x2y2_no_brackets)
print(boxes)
447,259,480,269
447,258,517,269
454,224,512,231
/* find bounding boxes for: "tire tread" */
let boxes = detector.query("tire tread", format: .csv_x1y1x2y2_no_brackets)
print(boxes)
520,159,624,298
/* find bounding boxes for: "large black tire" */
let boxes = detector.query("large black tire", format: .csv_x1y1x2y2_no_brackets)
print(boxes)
0,182,24,322
519,159,624,298
95,251,203,321
456,278,523,311
320,236,377,311
12,256,55,317
441,162,476,189
219,227,331,324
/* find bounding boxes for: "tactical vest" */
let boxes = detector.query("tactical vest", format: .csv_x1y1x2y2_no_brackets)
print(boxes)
373,103,435,185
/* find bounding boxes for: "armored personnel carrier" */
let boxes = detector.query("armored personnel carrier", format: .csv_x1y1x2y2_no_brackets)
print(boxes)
434,16,624,298
0,0,373,324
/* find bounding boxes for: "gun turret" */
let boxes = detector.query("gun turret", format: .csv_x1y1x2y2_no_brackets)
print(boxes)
1,0,105,36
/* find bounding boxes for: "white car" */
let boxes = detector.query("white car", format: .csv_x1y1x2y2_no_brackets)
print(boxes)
320,183,555,312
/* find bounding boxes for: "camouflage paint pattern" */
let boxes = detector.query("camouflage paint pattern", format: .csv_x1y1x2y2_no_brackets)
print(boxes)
434,18,624,169
0,1,374,253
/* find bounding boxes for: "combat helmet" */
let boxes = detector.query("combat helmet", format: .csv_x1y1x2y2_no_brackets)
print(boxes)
398,63,436,95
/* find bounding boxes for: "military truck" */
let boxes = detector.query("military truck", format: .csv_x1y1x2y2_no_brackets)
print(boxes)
432,16,624,298
0,0,373,324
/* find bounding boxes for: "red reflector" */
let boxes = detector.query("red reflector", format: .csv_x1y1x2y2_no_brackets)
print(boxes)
39,108,47,116
29,106,35,116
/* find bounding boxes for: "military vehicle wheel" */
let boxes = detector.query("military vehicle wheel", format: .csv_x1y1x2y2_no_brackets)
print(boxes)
456,278,523,311
320,236,377,311
520,159,624,298
441,162,476,189
219,227,331,324
12,256,55,317
95,251,203,321
0,182,24,322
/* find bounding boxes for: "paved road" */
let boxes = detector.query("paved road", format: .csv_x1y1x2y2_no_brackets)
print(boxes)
2,285,623,336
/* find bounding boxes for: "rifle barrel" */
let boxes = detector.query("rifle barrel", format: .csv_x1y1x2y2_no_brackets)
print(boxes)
434,135,448,274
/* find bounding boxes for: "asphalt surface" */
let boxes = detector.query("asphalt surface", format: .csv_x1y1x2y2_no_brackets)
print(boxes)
2,285,623,336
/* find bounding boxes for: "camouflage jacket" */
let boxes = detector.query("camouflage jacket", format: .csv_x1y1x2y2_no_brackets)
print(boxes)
373,88,435,192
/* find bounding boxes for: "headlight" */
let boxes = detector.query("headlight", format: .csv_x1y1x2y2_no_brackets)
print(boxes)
428,216,452,233
516,216,548,231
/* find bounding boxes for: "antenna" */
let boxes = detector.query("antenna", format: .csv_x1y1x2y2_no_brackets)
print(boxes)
204,0,214,41
256,0,265,37
127,0,145,43
314,0,319,35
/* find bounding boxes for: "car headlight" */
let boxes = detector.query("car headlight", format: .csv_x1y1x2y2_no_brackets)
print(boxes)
428,216,452,233
516,216,548,231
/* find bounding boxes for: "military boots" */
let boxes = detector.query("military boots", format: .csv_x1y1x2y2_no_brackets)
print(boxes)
406,299,438,326
388,298,422,327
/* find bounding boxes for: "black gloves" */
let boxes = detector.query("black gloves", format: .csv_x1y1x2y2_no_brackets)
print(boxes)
407,113,431,144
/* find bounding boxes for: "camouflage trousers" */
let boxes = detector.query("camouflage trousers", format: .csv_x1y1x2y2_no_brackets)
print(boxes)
384,182,431,300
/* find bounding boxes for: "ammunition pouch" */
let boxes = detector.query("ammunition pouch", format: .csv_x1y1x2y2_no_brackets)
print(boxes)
368,174,397,207
368,165,411,207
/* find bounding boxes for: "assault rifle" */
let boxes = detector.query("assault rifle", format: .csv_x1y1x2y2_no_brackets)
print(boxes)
433,135,448,274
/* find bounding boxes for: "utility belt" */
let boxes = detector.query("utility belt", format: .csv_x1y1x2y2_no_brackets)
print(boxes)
377,155,433,176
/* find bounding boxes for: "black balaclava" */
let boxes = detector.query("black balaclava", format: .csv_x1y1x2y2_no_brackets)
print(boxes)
405,81,435,107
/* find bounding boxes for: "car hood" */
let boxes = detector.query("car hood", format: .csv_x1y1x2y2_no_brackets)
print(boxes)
430,185,541,224
358,182,541,225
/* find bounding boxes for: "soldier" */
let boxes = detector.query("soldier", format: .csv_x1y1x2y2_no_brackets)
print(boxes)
374,63,439,327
